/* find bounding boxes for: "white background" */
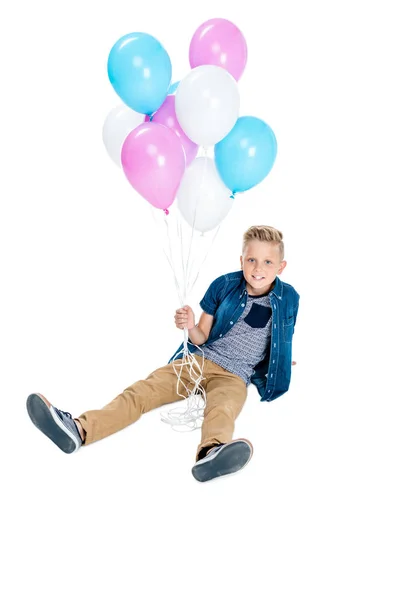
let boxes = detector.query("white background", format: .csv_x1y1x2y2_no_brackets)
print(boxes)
1,1,399,598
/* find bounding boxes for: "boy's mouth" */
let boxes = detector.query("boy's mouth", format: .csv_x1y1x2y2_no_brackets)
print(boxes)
252,275,265,281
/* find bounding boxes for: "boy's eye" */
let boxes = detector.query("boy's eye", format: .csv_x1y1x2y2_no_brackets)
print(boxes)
247,258,271,264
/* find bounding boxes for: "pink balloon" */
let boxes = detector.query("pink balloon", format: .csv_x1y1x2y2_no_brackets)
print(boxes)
121,122,186,213
145,96,198,165
189,18,248,81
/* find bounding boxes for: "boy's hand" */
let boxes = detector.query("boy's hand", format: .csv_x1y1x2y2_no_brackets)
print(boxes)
175,306,195,330
292,361,297,365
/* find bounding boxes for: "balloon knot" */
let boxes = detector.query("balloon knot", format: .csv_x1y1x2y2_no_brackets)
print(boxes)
164,209,169,216
230,192,236,200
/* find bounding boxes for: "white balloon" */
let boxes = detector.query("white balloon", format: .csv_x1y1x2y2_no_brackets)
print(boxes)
175,66,240,147
177,157,233,232
102,104,144,167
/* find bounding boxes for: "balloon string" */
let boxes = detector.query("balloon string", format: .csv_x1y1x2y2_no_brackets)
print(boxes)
149,207,184,306
160,347,207,432
187,224,221,297
165,211,189,352
159,207,208,430
185,154,208,289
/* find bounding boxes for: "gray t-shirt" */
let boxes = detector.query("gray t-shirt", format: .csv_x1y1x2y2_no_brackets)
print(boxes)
192,292,272,385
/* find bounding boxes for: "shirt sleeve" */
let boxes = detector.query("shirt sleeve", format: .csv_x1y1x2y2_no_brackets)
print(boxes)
199,275,226,316
293,295,300,327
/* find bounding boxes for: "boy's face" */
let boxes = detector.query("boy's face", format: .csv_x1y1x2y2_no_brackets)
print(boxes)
240,240,287,295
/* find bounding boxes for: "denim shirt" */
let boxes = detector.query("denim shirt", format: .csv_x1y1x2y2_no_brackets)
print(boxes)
169,270,300,402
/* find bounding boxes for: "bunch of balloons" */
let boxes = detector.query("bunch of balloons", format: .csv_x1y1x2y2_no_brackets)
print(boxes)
103,18,277,232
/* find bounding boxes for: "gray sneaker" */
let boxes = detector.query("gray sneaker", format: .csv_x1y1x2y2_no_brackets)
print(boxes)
192,438,253,482
26,393,83,454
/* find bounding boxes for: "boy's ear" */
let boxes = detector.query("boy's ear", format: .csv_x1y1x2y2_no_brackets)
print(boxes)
278,260,287,273
240,255,243,269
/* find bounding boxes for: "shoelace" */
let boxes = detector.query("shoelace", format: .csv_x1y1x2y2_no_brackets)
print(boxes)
55,407,72,420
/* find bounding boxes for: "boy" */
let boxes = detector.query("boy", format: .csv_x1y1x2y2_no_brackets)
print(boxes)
26,225,300,482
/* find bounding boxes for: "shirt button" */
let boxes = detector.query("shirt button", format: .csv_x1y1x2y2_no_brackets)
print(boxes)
230,321,233,325
241,303,245,307
219,334,222,337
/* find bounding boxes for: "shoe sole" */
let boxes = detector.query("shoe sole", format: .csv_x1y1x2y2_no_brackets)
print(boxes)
26,393,80,454
192,439,253,482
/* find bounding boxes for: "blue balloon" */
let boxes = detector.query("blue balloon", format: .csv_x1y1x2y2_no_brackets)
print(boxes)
215,116,277,193
107,32,172,115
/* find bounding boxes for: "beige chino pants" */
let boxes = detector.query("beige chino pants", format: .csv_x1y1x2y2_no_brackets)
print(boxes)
76,357,248,460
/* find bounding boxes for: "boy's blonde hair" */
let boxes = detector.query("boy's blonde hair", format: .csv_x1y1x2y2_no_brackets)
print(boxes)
242,225,284,261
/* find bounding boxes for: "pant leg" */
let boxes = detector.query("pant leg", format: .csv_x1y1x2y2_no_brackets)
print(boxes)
196,361,248,461
76,359,196,445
